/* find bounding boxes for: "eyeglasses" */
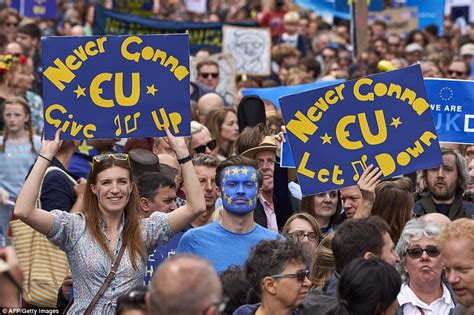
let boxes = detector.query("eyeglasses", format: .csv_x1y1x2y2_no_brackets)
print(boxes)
92,153,129,172
322,54,335,60
288,231,320,242
447,69,466,76
406,245,440,259
202,296,229,314
193,139,216,154
270,269,310,282
199,72,219,79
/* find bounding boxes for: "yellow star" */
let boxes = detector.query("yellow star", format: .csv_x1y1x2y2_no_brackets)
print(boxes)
320,133,332,144
225,169,231,176
390,117,402,128
227,196,232,204
146,84,158,96
251,173,257,181
232,168,240,175
223,193,227,199
248,199,254,207
73,85,86,98
78,140,94,155
242,167,249,175
221,177,226,183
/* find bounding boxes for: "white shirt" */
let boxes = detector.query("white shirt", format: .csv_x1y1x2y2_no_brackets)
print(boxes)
397,282,455,315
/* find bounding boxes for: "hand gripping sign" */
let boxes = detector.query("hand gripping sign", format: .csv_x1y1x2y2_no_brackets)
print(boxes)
279,64,443,196
42,34,190,140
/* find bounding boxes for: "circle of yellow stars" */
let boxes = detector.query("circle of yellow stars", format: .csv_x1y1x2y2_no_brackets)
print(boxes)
222,167,258,207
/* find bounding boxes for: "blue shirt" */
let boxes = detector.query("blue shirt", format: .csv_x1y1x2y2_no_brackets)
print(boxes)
176,221,279,273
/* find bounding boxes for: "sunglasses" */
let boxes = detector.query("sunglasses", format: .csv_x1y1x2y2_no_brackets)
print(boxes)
270,269,310,282
406,245,440,259
199,72,219,79
202,296,229,314
448,70,466,76
92,153,129,171
288,231,320,242
4,22,18,28
193,139,216,154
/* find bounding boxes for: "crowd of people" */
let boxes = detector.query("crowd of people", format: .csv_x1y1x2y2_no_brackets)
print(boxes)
0,0,473,314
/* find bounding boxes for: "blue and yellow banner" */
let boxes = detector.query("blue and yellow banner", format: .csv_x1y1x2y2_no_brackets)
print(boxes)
11,0,56,19
280,65,442,195
94,5,257,55
112,0,154,17
425,78,474,145
42,34,190,140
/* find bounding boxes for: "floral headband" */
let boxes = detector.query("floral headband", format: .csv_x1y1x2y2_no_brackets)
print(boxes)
0,54,28,75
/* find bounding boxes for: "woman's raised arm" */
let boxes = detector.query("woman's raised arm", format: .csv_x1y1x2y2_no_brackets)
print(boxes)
14,130,62,235
163,127,206,232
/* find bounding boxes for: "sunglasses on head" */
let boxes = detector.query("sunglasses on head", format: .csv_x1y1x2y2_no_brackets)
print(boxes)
270,269,310,282
199,72,219,79
406,245,440,259
193,139,216,154
92,153,129,172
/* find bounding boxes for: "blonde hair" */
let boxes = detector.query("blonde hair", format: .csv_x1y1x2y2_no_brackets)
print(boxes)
437,218,474,249
310,234,335,288
284,11,300,24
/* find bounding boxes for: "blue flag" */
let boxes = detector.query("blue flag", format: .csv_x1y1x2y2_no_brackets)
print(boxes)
424,78,474,144
42,34,190,140
11,0,56,19
280,65,442,195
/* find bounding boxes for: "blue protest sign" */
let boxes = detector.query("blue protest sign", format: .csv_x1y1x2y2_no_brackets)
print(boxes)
11,0,56,19
424,78,474,144
280,65,442,195
406,0,444,32
42,34,190,140
112,0,154,17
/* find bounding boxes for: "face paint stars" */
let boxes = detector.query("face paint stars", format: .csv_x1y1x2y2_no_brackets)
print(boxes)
146,84,158,96
248,199,254,207
251,173,257,181
226,196,232,204
242,167,249,175
320,132,332,144
225,169,231,176
390,117,402,128
74,85,86,98
232,168,240,175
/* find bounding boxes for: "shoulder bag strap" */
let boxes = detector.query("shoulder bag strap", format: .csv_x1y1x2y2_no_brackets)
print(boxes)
84,243,127,314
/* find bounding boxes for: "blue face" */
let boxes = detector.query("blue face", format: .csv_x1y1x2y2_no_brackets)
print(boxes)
220,166,258,215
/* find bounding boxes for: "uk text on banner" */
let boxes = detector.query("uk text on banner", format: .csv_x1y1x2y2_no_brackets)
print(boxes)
424,78,474,145
42,34,190,140
11,0,56,19
279,65,442,196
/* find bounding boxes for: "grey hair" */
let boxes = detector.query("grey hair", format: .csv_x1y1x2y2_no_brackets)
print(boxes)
186,121,211,150
395,218,442,281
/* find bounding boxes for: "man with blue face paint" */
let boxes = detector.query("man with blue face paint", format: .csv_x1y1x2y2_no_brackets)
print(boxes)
176,156,279,273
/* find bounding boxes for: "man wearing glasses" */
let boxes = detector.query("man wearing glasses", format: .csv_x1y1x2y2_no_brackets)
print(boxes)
196,59,220,91
189,121,216,156
446,58,470,80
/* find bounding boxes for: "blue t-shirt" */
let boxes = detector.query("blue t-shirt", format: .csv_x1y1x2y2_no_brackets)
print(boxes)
176,221,279,273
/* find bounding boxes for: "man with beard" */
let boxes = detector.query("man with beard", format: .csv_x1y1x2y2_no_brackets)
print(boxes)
437,219,474,314
414,147,471,220
176,156,279,273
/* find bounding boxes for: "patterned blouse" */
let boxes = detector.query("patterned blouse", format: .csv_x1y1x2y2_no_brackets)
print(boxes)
47,210,173,314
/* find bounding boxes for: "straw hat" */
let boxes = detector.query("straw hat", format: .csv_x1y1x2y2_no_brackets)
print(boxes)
240,136,277,159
